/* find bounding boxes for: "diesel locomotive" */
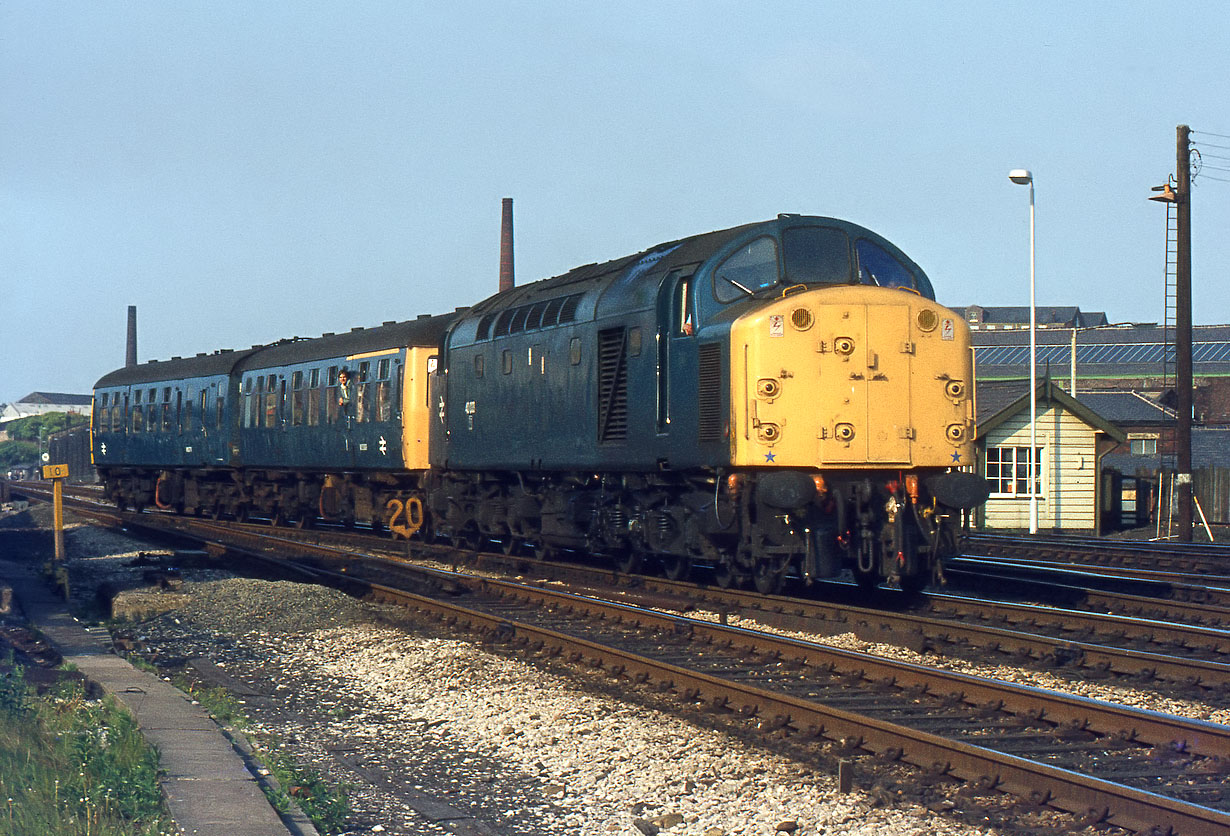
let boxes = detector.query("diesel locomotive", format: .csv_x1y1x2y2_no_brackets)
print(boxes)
92,214,989,593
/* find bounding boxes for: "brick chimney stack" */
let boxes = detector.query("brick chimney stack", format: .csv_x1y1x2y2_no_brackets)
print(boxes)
126,305,138,367
499,198,514,293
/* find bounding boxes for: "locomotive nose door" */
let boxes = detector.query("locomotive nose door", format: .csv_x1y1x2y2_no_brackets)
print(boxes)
819,303,913,465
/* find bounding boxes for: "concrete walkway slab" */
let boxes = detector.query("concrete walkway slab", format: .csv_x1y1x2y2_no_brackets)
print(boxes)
0,556,316,836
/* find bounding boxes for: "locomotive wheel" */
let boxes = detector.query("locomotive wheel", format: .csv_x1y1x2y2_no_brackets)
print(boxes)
233,504,249,524
499,536,523,555
660,553,691,582
270,508,286,527
853,566,880,591
753,562,784,595
713,561,748,590
897,572,928,596
455,523,483,551
615,549,643,574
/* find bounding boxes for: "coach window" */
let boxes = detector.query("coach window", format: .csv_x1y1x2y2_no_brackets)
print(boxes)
783,226,851,285
355,362,370,423
307,368,321,426
200,390,211,429
179,390,188,434
265,375,280,429
326,367,340,423
160,388,171,432
375,359,392,422
291,371,305,425
713,237,779,303
132,389,144,433
94,394,107,432
113,402,123,433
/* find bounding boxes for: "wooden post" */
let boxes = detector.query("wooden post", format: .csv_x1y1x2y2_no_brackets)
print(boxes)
42,463,68,563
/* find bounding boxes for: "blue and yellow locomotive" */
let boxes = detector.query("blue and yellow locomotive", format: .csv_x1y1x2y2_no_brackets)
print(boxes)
93,214,988,592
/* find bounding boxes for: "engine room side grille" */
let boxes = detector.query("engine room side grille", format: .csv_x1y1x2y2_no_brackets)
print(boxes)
697,341,723,442
597,327,629,443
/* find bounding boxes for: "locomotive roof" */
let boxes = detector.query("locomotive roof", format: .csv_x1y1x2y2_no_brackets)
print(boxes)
94,311,461,388
457,215,921,318
462,220,762,316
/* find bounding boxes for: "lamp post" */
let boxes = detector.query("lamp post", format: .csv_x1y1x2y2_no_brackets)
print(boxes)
1009,168,1038,534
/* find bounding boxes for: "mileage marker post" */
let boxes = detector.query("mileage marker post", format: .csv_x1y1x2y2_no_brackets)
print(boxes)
42,463,69,563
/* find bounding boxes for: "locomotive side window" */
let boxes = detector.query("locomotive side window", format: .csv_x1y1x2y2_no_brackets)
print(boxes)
713,236,779,302
474,354,484,377
629,327,642,356
502,349,513,375
569,337,581,365
783,226,852,285
855,239,918,292
673,274,695,336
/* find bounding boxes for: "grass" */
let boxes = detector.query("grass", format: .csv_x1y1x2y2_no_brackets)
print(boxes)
0,659,175,836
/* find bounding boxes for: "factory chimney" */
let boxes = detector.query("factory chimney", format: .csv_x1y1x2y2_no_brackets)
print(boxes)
125,305,138,368
499,197,515,293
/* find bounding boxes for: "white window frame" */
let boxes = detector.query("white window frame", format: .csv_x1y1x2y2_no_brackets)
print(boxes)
1130,438,1157,456
986,445,1043,498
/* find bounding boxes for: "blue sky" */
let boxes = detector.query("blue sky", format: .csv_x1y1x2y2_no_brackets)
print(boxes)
3,2,1228,401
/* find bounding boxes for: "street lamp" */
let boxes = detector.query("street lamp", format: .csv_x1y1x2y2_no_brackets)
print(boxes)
1009,168,1038,535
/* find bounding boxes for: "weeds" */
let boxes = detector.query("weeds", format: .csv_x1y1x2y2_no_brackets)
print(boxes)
0,670,174,835
173,676,351,833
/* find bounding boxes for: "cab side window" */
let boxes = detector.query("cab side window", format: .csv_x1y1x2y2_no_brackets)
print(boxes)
713,237,779,303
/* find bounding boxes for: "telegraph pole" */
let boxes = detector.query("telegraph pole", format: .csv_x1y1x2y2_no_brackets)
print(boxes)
1175,125,1193,542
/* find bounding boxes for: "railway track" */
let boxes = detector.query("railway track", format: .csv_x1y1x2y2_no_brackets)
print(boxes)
201,527,1230,835
19,490,1230,832
964,532,1230,581
27,487,1230,698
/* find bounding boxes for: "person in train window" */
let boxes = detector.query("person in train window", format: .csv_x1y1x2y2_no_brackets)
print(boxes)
337,368,353,420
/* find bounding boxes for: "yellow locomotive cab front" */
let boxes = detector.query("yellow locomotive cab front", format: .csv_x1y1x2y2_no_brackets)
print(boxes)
729,284,975,471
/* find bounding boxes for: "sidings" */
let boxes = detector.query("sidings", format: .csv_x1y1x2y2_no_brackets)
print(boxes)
697,342,723,442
